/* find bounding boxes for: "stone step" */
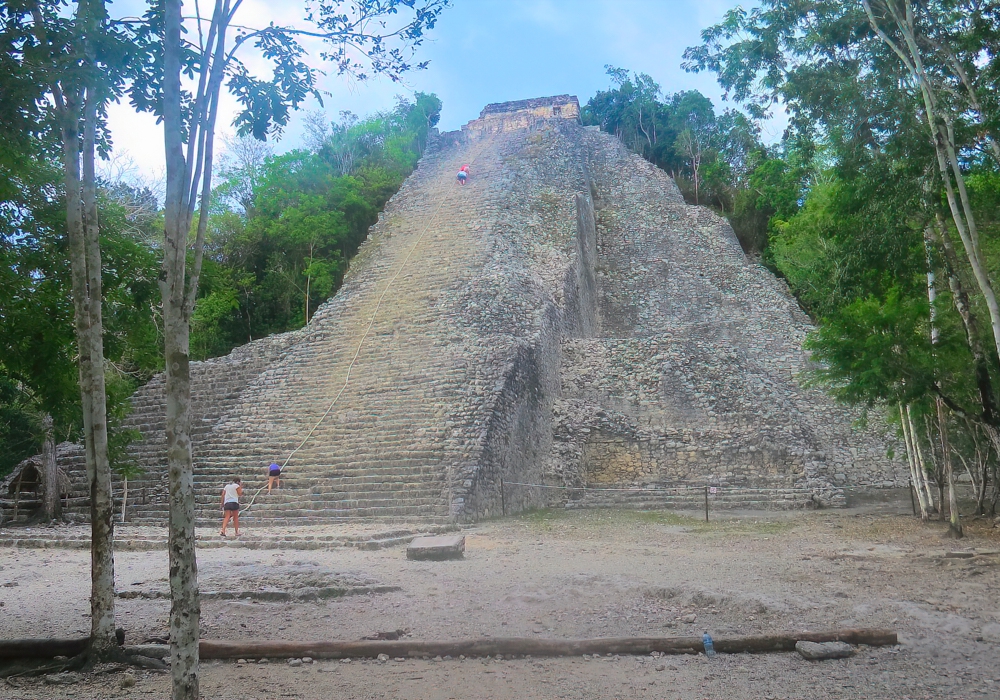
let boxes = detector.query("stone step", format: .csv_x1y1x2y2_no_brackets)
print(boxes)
0,523,460,550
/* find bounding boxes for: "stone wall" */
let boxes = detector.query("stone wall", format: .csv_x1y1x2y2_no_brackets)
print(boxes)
458,305,562,518
545,127,903,510
464,96,581,138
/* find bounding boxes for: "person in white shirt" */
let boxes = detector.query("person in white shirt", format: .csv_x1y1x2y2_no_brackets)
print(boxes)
220,477,243,537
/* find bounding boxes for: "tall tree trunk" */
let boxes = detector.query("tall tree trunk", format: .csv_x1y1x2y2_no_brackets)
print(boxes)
121,476,128,523
163,301,199,700
933,129,1000,359
936,397,962,538
923,231,939,345
41,414,61,521
935,218,997,415
900,404,929,519
921,414,946,516
81,78,117,660
907,406,935,512
162,0,201,696
59,79,116,658
865,2,1000,366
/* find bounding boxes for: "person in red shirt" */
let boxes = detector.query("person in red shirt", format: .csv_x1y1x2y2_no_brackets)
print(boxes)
457,164,470,185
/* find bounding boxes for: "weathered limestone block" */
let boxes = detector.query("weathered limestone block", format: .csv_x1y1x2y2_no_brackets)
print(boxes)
406,535,465,560
795,641,856,660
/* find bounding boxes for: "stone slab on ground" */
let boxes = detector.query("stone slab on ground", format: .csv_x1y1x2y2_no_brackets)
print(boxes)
795,640,855,660
406,535,465,561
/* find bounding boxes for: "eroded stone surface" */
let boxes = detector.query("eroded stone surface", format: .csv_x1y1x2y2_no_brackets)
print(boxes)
795,641,856,660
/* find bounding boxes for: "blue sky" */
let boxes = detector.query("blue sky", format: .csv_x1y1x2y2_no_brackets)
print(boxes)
108,0,772,178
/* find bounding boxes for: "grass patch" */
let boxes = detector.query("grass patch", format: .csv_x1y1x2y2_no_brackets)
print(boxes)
510,508,570,529
629,509,796,535
508,507,797,536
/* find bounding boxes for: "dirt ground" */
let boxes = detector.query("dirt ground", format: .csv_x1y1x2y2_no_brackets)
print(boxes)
2,504,999,700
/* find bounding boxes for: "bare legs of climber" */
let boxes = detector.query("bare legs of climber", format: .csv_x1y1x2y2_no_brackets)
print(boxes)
221,477,243,537
267,462,282,494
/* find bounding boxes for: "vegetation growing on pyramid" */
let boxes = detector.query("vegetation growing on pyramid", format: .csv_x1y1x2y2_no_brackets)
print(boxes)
192,93,442,360
582,66,803,255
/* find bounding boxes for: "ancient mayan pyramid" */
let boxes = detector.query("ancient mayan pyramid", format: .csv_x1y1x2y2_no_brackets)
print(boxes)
47,95,904,524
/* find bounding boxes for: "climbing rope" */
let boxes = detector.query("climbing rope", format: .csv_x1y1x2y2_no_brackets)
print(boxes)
242,137,493,515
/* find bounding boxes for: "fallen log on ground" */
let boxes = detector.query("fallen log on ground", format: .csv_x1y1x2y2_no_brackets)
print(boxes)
0,630,897,661
200,629,897,660
0,638,88,660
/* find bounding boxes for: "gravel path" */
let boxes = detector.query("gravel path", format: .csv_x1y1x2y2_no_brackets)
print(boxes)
2,506,999,699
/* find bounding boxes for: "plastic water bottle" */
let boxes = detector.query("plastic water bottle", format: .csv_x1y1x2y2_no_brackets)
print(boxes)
702,632,716,657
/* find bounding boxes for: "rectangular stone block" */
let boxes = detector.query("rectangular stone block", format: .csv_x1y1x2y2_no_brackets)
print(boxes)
406,535,465,561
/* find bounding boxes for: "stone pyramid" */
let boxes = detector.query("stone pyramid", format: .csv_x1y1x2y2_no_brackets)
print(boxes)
45,95,903,525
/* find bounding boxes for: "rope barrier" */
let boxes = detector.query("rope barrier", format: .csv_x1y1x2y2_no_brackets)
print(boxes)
241,137,493,516
501,481,828,494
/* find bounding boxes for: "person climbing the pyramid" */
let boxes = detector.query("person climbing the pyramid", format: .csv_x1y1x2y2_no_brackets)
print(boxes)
220,477,243,537
457,164,470,185
267,461,282,494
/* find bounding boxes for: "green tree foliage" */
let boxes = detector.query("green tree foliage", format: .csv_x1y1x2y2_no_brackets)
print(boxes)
583,66,790,253
685,0,1000,518
0,151,161,478
0,92,442,472
191,93,441,360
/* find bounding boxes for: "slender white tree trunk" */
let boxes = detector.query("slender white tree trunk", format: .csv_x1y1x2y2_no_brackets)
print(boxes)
121,476,128,523
900,404,929,519
162,0,201,695
81,79,117,659
59,74,117,658
907,407,935,512
864,1,1000,364
936,398,963,538
933,130,1000,359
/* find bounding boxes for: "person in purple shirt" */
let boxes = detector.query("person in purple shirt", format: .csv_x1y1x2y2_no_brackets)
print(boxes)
267,462,282,494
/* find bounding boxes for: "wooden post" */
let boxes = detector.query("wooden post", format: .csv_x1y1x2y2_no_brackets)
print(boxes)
42,414,61,521
13,468,24,522
500,478,506,516
704,486,709,522
909,479,917,516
